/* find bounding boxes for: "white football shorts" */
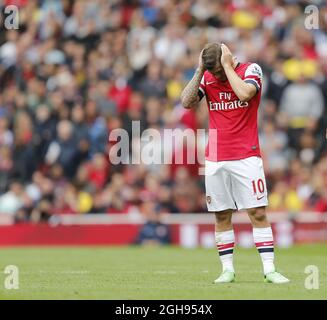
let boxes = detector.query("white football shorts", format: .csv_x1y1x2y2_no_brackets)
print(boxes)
205,156,269,212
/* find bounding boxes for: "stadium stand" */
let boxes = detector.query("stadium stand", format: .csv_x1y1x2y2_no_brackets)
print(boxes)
0,0,327,226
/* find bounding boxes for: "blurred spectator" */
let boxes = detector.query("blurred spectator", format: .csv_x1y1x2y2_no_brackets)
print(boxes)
259,120,289,172
45,120,80,177
134,202,171,245
279,74,324,149
268,181,304,213
0,181,25,215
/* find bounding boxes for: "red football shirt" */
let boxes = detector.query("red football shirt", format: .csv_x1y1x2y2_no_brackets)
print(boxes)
199,62,263,161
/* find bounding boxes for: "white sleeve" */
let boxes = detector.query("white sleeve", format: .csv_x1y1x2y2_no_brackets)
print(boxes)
244,63,263,91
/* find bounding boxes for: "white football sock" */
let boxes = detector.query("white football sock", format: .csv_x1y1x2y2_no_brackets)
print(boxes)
215,230,235,273
253,227,275,275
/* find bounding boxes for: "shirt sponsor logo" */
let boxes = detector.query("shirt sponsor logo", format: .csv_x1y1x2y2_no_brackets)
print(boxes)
209,100,249,111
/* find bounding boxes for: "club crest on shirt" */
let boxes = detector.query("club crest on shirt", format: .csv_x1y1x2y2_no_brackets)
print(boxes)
206,196,211,204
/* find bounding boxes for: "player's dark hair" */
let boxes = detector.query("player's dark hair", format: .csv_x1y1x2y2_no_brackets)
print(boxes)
202,43,222,72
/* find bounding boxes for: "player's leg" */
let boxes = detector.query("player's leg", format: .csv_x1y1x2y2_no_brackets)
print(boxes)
214,209,236,283
247,206,275,275
247,206,289,283
205,160,236,283
215,210,234,270
229,157,289,283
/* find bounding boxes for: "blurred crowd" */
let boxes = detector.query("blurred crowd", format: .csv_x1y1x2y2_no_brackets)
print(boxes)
0,0,327,224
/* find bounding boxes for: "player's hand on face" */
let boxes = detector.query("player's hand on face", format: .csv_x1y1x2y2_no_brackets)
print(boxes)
220,44,234,69
198,48,205,72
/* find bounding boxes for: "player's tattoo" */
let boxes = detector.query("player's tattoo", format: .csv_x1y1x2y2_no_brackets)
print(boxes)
181,67,204,108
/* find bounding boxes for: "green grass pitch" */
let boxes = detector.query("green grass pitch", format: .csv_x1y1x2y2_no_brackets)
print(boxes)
0,245,326,300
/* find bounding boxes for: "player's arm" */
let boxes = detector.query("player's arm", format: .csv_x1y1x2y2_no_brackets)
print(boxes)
220,44,258,102
181,50,205,109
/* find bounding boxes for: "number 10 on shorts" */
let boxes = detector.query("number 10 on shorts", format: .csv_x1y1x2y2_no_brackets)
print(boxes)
251,178,265,194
